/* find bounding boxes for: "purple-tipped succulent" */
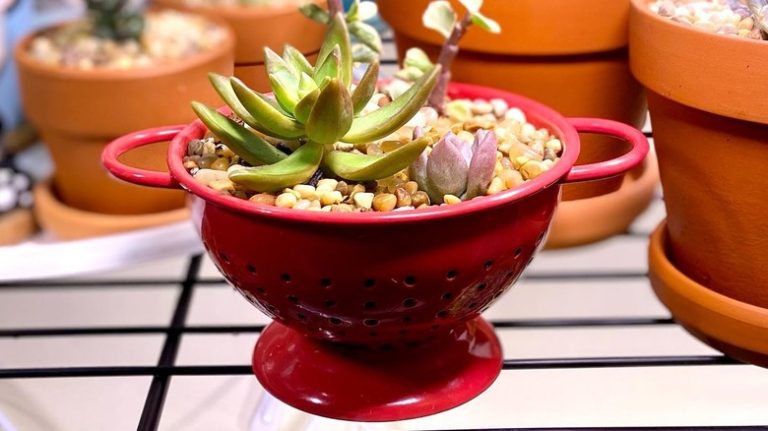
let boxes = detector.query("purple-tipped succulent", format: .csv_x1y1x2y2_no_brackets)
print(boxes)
409,129,498,203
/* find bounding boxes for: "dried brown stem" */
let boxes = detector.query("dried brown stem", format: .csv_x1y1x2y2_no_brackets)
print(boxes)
428,13,472,114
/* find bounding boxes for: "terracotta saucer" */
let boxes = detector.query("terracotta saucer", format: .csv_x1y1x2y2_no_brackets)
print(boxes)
545,153,659,249
0,209,36,245
649,220,768,367
34,181,189,241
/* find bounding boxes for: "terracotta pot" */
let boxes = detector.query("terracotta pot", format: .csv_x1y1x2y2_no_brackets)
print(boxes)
154,0,325,92
379,0,648,201
649,222,768,368
14,15,235,219
0,209,36,245
103,82,649,421
630,0,768,307
33,181,190,241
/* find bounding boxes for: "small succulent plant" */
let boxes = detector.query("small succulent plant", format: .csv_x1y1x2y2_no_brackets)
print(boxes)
86,0,145,41
746,0,768,38
409,128,497,203
300,0,382,62
192,11,441,193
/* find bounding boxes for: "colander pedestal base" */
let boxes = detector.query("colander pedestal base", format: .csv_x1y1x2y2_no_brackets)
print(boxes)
252,316,503,422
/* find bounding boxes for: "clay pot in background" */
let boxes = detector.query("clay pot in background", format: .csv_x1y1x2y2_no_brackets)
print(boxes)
154,0,325,92
630,0,768,308
14,16,234,231
380,0,652,248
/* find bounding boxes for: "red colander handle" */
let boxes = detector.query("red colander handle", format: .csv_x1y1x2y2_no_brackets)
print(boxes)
564,118,649,183
102,125,184,189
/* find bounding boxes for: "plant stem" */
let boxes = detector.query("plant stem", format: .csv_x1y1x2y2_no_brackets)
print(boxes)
428,13,472,114
328,0,343,17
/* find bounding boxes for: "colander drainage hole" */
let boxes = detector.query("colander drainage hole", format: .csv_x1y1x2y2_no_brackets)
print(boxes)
321,278,332,288
364,278,376,288
476,283,487,291
402,298,417,308
329,318,343,325
404,276,417,287
446,270,458,281
401,316,413,323
363,319,379,327
369,331,378,337
220,253,230,264
441,292,453,300
436,310,449,318
255,287,266,295
247,264,257,274
484,260,494,270
297,313,307,320
468,302,478,309
514,248,523,258
281,273,291,283
364,301,377,309
287,295,299,304
324,300,336,308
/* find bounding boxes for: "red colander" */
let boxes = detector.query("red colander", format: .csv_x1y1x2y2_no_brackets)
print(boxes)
103,82,648,422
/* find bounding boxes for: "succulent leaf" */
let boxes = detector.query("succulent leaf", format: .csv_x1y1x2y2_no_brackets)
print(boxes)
351,61,379,114
423,1,457,38
306,78,354,145
342,65,441,144
313,45,342,85
348,21,382,53
229,142,324,193
191,102,286,166
298,72,319,99
316,13,353,87
457,0,482,13
426,133,470,201
404,48,434,72
294,87,320,124
231,78,305,139
465,130,498,198
351,44,378,63
265,47,300,113
209,74,260,129
470,12,501,33
283,45,314,77
323,133,435,181
299,3,329,24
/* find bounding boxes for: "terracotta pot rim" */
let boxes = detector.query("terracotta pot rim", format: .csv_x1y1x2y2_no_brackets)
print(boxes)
13,13,235,82
631,0,768,48
649,220,768,328
156,0,320,19
34,181,189,236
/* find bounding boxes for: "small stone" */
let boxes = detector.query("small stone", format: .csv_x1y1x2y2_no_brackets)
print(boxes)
216,145,235,158
209,179,235,193
317,178,339,192
545,138,563,153
198,156,217,169
335,181,350,196
294,199,312,210
490,98,509,118
275,193,298,208
250,193,276,206
320,190,344,206
520,123,537,143
201,140,217,157
194,168,228,186
293,184,317,200
395,188,412,207
373,193,397,212
487,177,506,195
353,192,375,210
404,181,419,195
187,139,204,156
520,160,547,180
443,194,461,205
513,156,531,170
183,159,198,170
470,101,493,115
331,203,355,213
210,157,230,171
500,169,524,189
504,107,527,123
411,191,430,207
446,100,473,123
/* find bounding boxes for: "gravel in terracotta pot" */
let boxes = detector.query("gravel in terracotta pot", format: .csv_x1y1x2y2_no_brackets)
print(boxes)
15,6,234,238
154,0,326,91
104,1,649,421
630,0,768,308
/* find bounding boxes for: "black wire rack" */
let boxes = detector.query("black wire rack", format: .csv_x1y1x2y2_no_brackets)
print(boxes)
1,242,765,431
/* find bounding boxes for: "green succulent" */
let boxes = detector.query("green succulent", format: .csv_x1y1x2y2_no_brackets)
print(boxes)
192,12,441,193
86,0,144,41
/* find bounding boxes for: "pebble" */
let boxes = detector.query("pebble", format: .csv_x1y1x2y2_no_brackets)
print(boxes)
275,193,298,208
353,192,375,210
520,160,547,180
210,158,230,171
490,98,509,117
651,0,764,39
505,107,527,123
320,191,344,206
373,193,398,212
395,188,412,207
193,168,228,186
411,191,430,207
209,179,235,193
293,184,317,200
487,177,506,195
443,194,461,205
249,193,276,206
500,169,525,189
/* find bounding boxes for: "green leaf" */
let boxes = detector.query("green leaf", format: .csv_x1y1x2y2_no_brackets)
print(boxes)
283,45,314,77
351,44,378,63
403,47,433,72
306,78,354,145
470,11,501,33
191,102,286,166
264,47,300,113
349,21,382,53
317,13,353,87
342,65,441,144
208,73,259,127
299,3,329,24
346,0,360,21
422,0,456,38
229,142,324,193
231,77,305,139
323,133,435,181
458,0,482,13
298,72,319,100
294,87,320,124
313,45,341,85
351,61,379,114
